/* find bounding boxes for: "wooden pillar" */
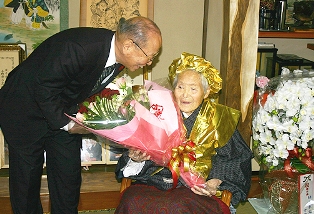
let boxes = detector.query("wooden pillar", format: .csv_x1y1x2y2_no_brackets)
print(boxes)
219,0,259,145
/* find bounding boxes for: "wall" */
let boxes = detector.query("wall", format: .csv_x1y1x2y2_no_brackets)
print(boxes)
205,0,223,70
151,0,204,80
69,0,80,28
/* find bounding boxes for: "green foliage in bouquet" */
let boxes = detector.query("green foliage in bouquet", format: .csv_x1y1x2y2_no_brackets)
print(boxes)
290,156,314,174
78,75,150,130
81,94,129,129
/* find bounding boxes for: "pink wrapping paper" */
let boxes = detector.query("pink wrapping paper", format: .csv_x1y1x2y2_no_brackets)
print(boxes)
179,168,206,188
68,80,186,166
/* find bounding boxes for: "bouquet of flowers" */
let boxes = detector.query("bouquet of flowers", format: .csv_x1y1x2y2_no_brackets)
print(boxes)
253,69,314,175
68,75,187,168
252,68,314,214
76,75,150,130
69,75,217,189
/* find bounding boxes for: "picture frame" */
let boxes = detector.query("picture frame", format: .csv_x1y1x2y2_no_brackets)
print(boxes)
105,142,128,164
79,0,152,84
0,129,9,169
0,1,68,55
0,43,26,169
81,135,107,165
80,0,149,29
0,43,27,88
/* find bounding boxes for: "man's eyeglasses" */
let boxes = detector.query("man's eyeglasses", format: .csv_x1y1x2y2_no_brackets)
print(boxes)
131,39,158,62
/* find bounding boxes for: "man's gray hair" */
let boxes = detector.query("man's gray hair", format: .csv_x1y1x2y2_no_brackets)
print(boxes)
116,17,161,47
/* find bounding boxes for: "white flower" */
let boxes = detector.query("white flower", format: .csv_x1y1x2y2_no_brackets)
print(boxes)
282,120,297,133
281,134,295,150
273,146,289,159
263,95,276,112
259,129,273,144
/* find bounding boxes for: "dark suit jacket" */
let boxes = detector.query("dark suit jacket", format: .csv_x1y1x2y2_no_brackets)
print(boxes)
0,27,121,148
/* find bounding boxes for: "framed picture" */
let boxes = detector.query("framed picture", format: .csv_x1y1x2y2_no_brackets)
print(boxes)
0,43,26,169
79,0,152,84
0,43,27,88
105,143,128,164
0,0,68,55
0,129,9,169
81,135,107,165
80,0,149,29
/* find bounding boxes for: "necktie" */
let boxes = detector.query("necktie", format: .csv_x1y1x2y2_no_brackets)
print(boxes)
90,63,116,94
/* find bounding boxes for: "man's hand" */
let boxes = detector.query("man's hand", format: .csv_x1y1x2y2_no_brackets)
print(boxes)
68,123,91,134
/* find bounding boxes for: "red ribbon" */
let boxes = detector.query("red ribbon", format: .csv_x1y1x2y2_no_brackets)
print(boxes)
284,147,314,178
253,90,276,108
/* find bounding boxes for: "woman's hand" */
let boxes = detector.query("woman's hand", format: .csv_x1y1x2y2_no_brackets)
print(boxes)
191,178,222,197
128,149,151,162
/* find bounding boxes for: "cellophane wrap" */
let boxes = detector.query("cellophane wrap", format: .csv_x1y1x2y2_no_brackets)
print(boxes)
259,167,299,214
68,80,186,167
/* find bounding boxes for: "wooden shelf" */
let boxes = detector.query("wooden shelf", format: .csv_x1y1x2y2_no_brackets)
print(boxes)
259,31,314,39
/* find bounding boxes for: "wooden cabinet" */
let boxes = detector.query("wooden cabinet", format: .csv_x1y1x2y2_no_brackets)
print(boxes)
258,31,314,77
257,47,278,78
259,31,314,39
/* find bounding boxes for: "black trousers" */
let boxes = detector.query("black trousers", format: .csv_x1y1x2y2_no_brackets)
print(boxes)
8,130,82,214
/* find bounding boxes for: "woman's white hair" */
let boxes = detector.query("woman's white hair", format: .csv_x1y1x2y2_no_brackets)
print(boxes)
172,70,209,92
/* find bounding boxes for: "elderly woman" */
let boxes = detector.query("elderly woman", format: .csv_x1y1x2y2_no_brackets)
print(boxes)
114,52,253,214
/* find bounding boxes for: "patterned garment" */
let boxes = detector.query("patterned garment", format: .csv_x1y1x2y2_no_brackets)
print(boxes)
115,185,231,214
208,129,253,205
115,129,252,205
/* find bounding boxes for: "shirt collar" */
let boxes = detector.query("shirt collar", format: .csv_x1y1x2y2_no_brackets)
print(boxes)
105,34,116,67
182,112,189,118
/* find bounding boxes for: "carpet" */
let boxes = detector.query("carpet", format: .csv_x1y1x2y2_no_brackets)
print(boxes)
77,201,258,214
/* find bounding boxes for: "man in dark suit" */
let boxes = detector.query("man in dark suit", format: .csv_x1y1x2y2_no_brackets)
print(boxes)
0,16,162,214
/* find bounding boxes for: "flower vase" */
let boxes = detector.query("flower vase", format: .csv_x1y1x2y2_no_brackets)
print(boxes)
259,165,299,214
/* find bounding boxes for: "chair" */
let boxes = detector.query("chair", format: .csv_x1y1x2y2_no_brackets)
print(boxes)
120,177,232,207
